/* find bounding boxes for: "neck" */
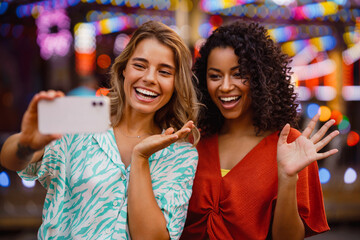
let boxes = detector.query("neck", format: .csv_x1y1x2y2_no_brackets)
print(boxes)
220,114,256,137
115,111,161,138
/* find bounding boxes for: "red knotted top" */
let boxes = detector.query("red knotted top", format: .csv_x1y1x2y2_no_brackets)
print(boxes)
181,128,329,240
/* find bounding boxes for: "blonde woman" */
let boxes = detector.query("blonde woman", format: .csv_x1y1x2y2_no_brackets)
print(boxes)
0,21,199,240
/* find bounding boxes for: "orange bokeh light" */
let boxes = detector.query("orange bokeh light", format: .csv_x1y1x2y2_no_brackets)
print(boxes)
347,131,360,147
96,88,110,96
330,110,343,125
97,54,111,69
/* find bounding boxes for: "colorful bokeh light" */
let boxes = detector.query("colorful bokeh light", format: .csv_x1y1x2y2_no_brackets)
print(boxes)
338,115,351,134
306,103,320,119
319,168,331,184
319,106,331,122
96,88,110,96
0,171,10,188
97,54,111,69
22,179,36,188
344,168,357,184
347,131,360,146
330,110,343,125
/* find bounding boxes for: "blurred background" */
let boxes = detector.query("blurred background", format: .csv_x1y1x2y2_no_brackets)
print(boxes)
0,0,359,239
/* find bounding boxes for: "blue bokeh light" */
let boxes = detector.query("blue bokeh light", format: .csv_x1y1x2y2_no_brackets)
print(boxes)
319,168,331,184
0,171,10,188
306,103,320,118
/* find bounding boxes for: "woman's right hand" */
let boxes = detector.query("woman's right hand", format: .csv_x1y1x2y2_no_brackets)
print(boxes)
19,90,64,151
132,121,195,161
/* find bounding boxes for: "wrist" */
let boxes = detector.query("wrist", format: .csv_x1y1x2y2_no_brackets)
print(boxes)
16,142,36,160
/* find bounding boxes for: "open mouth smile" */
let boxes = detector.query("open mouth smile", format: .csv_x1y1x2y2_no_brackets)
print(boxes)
219,96,241,109
135,87,159,100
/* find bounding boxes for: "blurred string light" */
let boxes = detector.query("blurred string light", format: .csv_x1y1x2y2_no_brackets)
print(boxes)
0,171,10,188
292,2,338,20
0,1,8,15
272,0,296,6
90,0,173,11
84,13,174,35
0,24,11,37
343,29,359,48
200,0,256,12
344,168,357,184
290,45,318,66
296,86,312,101
0,24,24,38
74,23,96,75
268,26,298,43
36,9,72,60
268,25,333,44
22,179,36,188
16,0,81,18
314,86,337,101
347,131,360,146
292,59,336,80
281,35,336,56
95,15,130,35
113,33,130,56
342,86,360,100
319,168,331,184
342,42,360,65
204,2,357,22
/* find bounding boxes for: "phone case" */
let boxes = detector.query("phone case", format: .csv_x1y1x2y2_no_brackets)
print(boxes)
38,96,111,134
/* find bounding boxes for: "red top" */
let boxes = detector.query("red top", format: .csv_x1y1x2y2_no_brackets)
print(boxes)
181,129,329,240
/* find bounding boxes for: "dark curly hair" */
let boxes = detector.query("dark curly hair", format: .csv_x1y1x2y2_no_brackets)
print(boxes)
195,20,299,136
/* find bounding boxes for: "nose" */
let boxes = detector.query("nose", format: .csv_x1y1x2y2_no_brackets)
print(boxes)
219,75,233,92
143,67,156,84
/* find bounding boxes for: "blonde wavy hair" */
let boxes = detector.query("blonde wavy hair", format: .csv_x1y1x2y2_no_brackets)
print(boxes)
108,21,200,145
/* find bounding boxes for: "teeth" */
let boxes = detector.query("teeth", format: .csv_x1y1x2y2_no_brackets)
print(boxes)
220,96,239,102
136,88,158,97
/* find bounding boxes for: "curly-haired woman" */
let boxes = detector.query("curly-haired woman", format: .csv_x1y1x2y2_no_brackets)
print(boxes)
181,20,339,240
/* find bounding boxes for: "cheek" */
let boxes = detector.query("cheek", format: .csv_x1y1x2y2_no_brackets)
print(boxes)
207,82,217,98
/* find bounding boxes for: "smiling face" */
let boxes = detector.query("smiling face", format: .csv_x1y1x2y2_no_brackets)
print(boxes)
206,47,252,121
122,38,175,116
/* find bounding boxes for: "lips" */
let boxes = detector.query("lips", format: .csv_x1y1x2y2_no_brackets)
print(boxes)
135,87,159,100
218,95,241,109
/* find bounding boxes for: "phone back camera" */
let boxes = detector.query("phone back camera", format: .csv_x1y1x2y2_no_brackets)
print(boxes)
92,101,103,107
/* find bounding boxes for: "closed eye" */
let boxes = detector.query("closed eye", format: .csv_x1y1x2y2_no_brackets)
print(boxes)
159,70,172,76
208,74,221,80
133,63,145,69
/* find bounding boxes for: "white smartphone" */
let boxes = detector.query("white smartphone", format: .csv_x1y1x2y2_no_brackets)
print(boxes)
38,96,111,134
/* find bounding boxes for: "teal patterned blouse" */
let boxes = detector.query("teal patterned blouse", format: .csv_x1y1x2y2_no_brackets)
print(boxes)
18,128,198,240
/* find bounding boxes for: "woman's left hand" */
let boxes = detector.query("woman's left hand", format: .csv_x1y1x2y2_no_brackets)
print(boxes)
277,114,339,178
132,121,195,160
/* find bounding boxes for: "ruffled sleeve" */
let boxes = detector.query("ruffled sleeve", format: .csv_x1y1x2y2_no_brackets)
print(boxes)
288,128,330,236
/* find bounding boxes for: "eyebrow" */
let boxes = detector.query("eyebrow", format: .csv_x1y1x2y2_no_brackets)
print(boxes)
131,57,175,70
208,66,241,72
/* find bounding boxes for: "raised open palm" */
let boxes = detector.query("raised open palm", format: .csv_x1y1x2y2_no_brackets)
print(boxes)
132,121,194,159
277,114,339,177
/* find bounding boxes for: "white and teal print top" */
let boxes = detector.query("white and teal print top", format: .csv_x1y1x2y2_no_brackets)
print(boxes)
18,128,198,240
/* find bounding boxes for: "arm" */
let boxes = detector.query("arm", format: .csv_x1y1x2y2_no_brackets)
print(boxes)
0,91,63,171
128,121,195,240
272,114,339,240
